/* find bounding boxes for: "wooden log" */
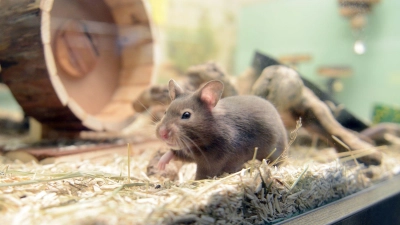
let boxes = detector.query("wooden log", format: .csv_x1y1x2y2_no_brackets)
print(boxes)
0,0,44,62
0,23,86,131
0,0,155,133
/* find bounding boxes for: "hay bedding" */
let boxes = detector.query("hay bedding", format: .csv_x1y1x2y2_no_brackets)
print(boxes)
1,142,400,225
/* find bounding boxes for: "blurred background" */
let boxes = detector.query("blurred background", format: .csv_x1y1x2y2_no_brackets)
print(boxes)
150,0,400,123
1,0,399,135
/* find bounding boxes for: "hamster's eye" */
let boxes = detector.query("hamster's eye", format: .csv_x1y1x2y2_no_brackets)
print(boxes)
164,111,166,115
181,111,191,119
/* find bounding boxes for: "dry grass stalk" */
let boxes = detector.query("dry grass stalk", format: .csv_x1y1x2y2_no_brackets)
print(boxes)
336,146,388,157
289,164,309,192
127,143,132,183
250,147,259,176
332,135,359,166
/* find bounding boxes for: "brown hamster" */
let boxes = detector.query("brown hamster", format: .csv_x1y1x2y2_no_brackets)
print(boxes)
156,79,287,180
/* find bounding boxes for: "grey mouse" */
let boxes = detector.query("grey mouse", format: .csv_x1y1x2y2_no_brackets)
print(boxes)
156,79,287,180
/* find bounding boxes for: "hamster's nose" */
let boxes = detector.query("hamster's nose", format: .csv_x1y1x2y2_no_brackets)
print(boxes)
159,127,170,140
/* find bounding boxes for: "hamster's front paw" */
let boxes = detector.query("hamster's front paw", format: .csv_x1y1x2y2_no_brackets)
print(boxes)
157,150,174,170
157,161,167,171
147,150,182,180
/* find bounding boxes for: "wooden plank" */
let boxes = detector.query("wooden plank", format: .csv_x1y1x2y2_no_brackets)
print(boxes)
97,101,135,118
102,115,137,131
121,39,153,69
119,65,153,86
110,84,148,102
119,25,152,47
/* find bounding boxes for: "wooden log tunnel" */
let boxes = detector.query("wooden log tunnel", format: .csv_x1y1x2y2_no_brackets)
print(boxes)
0,0,155,132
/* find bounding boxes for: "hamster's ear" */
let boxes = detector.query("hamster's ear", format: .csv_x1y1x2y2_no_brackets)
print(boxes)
198,80,224,110
168,79,184,100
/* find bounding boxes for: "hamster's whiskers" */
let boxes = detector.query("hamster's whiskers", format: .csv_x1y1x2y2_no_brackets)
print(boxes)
180,134,212,171
154,100,167,106
177,138,195,159
137,100,159,122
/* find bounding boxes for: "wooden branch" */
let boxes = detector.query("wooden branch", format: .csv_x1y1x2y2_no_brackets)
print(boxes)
252,65,382,165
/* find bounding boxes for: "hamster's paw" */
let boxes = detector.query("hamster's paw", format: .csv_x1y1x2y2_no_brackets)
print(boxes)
157,161,167,171
157,150,174,170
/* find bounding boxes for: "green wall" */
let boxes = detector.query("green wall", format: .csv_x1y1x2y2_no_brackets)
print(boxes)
235,0,400,123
